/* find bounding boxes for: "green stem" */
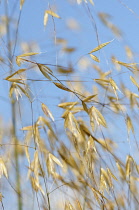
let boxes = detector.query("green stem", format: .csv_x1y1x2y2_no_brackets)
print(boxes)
5,1,22,209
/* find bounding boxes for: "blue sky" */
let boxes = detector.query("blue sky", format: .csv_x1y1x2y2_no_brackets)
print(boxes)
1,0,138,141
0,0,138,168
0,0,139,209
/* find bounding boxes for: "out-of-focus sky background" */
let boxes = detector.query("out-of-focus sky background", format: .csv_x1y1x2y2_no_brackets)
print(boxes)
0,0,139,209
1,0,139,116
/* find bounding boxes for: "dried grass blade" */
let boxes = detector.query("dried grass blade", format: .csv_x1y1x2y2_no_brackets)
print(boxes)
130,76,139,89
5,69,26,80
54,83,72,92
91,186,108,200
82,101,88,113
0,158,8,178
46,10,61,18
107,168,118,181
90,106,107,127
89,40,113,54
17,52,39,57
41,103,54,121
126,115,134,133
83,94,97,102
90,54,100,62
44,12,48,27
49,153,63,168
5,78,24,84
20,0,25,10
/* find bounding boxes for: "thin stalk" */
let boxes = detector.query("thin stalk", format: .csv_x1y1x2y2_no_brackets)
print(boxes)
5,1,22,209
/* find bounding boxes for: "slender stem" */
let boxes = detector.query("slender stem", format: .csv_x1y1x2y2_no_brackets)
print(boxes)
46,192,51,210
5,1,22,209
